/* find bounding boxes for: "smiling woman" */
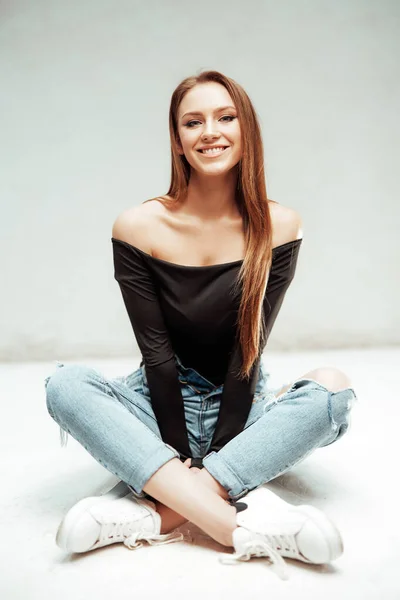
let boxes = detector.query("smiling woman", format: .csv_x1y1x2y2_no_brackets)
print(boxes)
46,70,357,577
176,90,242,185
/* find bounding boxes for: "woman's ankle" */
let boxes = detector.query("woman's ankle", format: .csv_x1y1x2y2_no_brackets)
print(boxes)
155,500,189,534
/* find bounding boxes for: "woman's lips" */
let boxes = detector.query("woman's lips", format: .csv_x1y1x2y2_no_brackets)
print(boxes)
197,147,229,158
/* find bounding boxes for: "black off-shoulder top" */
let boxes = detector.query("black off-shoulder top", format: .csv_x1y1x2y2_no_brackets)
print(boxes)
111,236,303,460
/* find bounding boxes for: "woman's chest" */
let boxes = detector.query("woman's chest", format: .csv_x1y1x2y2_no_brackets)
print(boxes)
151,211,246,267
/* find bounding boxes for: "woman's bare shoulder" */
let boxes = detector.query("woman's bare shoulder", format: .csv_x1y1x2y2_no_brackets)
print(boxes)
112,199,163,255
269,200,303,247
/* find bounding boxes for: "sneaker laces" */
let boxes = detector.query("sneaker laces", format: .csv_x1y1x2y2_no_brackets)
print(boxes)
124,530,184,550
98,518,184,550
219,532,297,580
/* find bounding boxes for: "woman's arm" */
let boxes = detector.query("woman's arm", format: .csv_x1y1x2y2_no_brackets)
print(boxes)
112,210,192,459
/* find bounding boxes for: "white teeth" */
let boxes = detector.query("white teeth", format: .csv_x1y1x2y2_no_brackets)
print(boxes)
200,147,227,154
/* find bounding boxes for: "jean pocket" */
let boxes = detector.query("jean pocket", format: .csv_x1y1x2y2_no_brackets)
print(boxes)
178,378,203,397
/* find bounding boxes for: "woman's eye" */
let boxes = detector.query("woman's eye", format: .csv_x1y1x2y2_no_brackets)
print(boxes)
185,115,236,128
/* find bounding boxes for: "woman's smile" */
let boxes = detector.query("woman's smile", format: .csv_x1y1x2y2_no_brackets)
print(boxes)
197,147,230,158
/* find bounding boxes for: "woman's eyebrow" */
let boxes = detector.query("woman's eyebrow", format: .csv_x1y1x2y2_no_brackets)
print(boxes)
181,105,236,119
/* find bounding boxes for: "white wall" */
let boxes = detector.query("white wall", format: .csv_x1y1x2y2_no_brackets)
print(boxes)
1,0,399,361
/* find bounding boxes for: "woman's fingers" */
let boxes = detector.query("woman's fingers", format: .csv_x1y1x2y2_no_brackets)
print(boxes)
183,458,201,474
189,467,201,475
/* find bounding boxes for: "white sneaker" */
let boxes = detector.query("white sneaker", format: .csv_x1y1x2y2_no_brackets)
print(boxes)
219,486,344,580
56,484,184,553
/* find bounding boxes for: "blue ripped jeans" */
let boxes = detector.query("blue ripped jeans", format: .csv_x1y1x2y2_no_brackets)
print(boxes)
44,354,358,503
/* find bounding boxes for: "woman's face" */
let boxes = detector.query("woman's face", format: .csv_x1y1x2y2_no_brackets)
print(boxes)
176,82,242,175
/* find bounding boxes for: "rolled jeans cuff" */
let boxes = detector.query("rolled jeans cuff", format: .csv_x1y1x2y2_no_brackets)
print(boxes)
127,443,180,498
202,451,249,502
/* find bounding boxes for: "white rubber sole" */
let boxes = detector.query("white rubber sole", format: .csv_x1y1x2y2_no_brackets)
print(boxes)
293,504,344,563
56,481,131,552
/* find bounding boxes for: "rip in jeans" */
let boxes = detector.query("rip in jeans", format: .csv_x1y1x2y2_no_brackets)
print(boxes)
44,361,70,448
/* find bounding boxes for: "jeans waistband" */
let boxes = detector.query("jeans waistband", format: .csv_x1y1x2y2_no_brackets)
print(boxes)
141,352,267,395
174,352,267,394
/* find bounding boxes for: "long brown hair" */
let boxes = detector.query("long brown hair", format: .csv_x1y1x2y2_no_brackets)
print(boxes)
146,70,274,380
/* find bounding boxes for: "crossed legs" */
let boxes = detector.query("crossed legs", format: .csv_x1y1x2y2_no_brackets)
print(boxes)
144,366,353,547
144,458,237,547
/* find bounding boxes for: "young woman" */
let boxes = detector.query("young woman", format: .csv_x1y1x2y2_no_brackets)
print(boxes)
45,70,357,579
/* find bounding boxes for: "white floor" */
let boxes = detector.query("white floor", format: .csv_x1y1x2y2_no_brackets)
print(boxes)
1,347,399,600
